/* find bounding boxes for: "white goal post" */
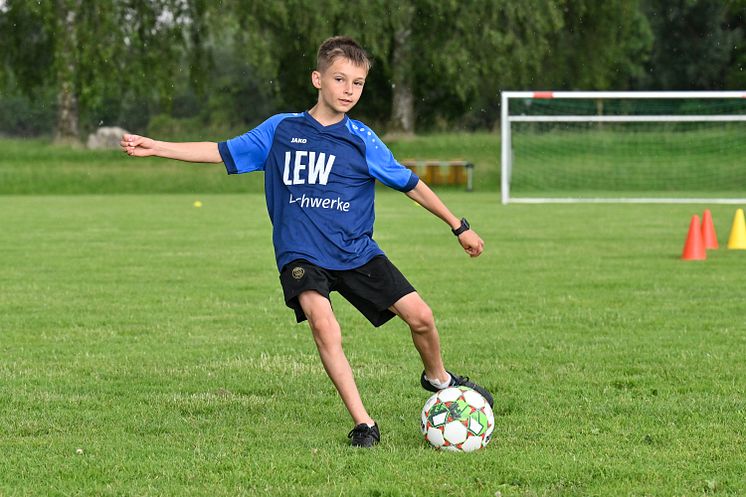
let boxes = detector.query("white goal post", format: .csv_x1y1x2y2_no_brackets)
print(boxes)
500,91,746,204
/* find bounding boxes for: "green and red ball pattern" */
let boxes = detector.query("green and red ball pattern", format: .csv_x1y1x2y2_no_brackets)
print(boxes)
421,386,495,452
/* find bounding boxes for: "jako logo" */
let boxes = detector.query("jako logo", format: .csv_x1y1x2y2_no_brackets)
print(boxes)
291,137,307,144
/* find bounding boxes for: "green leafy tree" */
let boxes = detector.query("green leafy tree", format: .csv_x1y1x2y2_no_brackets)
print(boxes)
724,0,746,89
642,0,740,89
223,0,339,112
0,0,192,142
386,2,416,133
54,0,82,143
221,0,567,132
339,0,567,131
408,0,566,130
0,1,57,136
541,0,653,90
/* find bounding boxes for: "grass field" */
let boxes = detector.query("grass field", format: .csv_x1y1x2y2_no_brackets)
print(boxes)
2,189,746,496
4,127,744,198
0,134,501,194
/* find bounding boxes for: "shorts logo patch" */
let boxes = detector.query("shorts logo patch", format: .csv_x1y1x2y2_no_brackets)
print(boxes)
291,267,305,280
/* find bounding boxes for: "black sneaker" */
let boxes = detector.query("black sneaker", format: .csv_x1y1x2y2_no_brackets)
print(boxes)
420,370,494,408
347,422,380,448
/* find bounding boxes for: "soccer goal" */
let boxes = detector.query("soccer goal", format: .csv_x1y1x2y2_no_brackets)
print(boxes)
500,91,746,204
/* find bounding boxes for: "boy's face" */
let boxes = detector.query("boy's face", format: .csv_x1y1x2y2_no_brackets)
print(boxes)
312,57,368,116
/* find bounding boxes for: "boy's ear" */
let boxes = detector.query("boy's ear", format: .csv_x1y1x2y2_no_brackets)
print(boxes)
311,70,322,90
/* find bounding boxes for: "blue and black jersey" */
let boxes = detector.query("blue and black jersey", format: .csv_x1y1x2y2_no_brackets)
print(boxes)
218,111,419,271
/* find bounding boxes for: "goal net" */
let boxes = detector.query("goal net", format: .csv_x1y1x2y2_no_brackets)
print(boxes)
500,91,746,204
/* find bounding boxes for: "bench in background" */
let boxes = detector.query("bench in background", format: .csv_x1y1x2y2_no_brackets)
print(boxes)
400,160,474,191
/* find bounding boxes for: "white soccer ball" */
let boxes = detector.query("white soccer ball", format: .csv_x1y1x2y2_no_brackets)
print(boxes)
421,386,494,452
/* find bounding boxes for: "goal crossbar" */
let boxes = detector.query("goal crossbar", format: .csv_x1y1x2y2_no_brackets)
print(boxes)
503,91,746,99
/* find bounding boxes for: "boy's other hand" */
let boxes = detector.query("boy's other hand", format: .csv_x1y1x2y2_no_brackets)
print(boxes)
121,134,156,157
458,230,484,257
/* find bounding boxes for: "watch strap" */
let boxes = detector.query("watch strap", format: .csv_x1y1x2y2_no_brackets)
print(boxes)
452,218,470,236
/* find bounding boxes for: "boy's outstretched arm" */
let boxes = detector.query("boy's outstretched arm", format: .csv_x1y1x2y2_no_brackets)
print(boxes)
120,134,223,163
405,181,484,257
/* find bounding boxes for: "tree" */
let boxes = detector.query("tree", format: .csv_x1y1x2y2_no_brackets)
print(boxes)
0,0,57,136
0,0,192,142
724,0,746,89
387,3,416,133
5,0,738,137
542,0,653,90
214,0,569,132
408,0,566,129
54,0,82,143
643,0,739,89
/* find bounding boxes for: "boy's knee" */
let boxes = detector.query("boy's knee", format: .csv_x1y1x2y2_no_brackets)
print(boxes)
308,315,342,349
406,304,435,334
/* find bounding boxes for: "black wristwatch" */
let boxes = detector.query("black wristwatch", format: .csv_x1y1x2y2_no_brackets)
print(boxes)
451,217,470,236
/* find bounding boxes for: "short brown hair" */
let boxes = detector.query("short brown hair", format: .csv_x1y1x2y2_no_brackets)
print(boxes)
316,36,372,73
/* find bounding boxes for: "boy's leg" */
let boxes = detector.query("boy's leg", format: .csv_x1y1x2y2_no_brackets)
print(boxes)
388,292,449,384
390,291,494,407
298,290,375,427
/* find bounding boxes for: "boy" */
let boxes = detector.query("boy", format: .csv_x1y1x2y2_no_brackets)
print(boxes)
121,36,492,448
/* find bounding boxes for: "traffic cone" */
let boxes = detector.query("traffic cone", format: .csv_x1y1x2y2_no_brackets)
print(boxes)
701,209,718,250
681,215,706,260
727,208,746,250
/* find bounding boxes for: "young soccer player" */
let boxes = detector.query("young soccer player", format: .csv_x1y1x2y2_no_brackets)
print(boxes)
121,36,493,448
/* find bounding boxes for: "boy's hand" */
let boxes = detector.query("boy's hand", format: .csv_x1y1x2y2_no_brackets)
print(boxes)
121,134,157,157
458,230,484,257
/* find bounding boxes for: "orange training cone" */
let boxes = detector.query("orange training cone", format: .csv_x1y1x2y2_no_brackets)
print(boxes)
682,215,706,260
701,209,718,250
727,208,746,250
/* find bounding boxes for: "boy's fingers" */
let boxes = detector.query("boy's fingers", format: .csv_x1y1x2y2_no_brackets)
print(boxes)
122,136,149,151
459,232,484,257
464,238,484,257
121,134,145,148
120,137,149,156
120,140,137,153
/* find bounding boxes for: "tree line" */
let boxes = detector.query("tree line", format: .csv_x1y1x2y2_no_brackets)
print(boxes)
0,0,744,141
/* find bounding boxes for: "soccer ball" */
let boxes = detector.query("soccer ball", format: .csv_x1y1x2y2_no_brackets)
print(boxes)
421,386,494,452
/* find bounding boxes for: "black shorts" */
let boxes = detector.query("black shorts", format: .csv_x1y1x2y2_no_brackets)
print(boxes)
279,255,416,327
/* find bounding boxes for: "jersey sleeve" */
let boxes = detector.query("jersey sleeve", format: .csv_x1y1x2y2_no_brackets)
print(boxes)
218,113,295,175
346,120,419,192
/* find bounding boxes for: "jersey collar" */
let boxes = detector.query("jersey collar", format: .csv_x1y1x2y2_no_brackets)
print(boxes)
303,110,349,131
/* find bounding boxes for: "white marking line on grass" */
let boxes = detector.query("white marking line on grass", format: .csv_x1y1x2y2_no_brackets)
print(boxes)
509,115,746,123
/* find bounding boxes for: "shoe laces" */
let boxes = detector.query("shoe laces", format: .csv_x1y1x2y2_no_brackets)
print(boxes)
453,374,471,385
348,424,371,440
